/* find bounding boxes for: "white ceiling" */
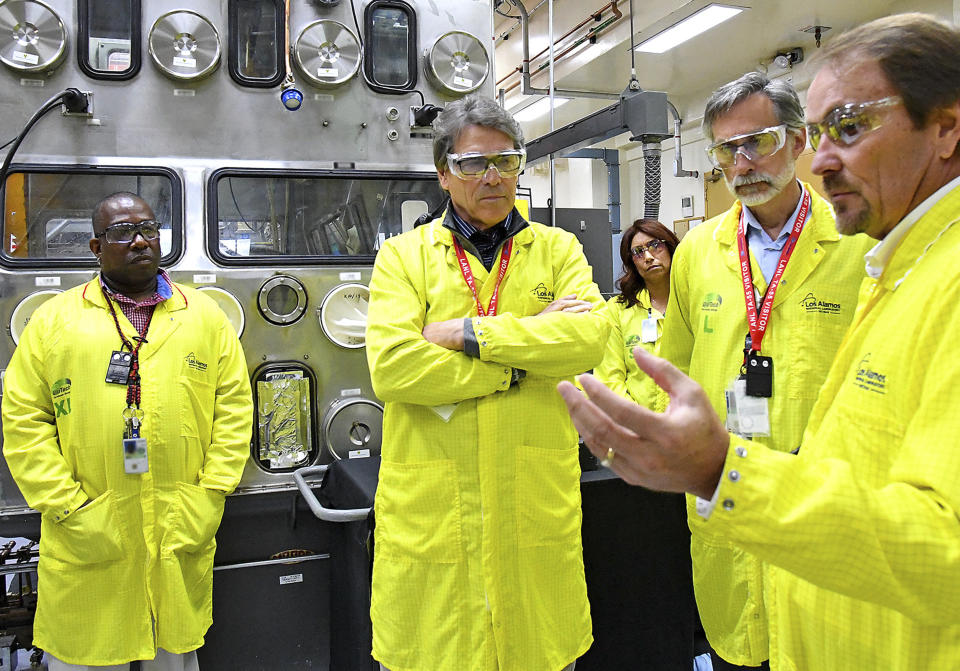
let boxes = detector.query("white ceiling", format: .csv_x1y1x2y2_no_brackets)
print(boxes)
493,0,956,146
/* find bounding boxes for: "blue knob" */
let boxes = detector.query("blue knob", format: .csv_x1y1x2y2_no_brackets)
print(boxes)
281,87,303,111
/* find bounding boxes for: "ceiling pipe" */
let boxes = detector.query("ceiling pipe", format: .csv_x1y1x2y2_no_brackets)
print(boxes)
510,0,620,101
666,101,699,178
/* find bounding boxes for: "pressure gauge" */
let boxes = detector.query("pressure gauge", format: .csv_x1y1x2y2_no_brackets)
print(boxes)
196,286,245,337
9,290,60,344
318,283,368,348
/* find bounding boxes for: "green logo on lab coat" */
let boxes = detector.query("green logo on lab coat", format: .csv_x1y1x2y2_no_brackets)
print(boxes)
52,378,71,417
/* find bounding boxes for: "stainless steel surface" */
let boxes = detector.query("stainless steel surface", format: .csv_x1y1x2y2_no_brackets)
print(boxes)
322,397,383,461
0,0,66,73
293,19,361,87
8,289,60,344
147,9,221,81
424,30,489,95
0,0,496,511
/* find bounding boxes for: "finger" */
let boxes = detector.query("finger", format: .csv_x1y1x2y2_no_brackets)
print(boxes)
562,302,592,313
632,347,701,400
559,294,577,300
577,373,662,431
557,380,640,455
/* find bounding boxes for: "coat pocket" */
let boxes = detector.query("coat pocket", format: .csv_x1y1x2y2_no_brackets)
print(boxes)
161,482,226,554
42,490,124,565
516,445,581,548
374,459,462,563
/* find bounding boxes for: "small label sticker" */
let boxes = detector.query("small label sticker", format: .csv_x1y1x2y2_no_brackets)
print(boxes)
453,76,473,88
313,93,334,102
339,271,361,281
348,449,371,459
35,276,61,287
173,56,197,68
317,67,338,78
19,78,44,87
173,88,196,97
13,51,39,65
279,573,303,585
193,273,216,284
341,388,362,397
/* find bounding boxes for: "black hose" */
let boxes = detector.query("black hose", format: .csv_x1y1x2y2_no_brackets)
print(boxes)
0,88,84,200
643,144,662,220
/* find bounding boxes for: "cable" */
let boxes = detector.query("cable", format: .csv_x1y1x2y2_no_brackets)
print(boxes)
0,88,82,200
0,137,14,152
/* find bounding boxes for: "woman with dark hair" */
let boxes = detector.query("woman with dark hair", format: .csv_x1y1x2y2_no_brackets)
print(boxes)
595,218,680,411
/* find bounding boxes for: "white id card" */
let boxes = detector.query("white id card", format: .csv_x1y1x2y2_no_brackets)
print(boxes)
641,316,660,343
724,377,770,437
123,438,148,474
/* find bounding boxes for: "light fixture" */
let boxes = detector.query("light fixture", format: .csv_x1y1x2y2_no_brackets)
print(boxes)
512,96,571,123
634,3,744,54
773,47,803,69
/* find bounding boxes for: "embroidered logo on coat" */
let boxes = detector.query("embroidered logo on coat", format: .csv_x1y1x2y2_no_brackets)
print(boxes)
701,293,723,312
625,334,642,348
854,354,887,394
800,292,841,315
52,378,72,417
184,353,208,372
530,283,554,303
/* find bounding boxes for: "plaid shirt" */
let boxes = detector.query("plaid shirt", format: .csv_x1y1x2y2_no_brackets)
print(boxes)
99,270,173,336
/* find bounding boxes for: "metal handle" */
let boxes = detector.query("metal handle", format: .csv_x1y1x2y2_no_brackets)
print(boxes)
293,465,372,522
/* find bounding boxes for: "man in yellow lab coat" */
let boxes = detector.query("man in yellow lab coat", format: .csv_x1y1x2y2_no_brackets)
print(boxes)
2,192,253,670
561,13,960,670
366,95,609,671
659,73,872,669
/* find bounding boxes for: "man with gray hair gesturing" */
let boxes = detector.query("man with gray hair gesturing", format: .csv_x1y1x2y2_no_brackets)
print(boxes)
561,13,960,670
655,72,872,670
366,95,609,671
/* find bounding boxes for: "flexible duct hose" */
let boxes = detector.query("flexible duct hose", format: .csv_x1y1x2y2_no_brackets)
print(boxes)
642,142,662,220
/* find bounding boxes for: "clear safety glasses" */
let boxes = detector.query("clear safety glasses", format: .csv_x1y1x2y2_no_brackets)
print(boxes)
631,239,667,257
446,150,527,180
706,124,787,168
98,220,161,244
806,95,902,151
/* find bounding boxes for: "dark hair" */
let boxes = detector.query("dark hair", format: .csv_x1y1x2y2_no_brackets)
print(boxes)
616,219,679,308
817,13,960,128
702,71,805,141
432,95,524,171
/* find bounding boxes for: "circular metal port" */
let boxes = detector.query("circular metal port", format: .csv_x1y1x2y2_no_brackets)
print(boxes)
323,397,383,460
258,275,308,326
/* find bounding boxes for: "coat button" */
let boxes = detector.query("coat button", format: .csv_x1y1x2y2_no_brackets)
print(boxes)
728,470,740,482
722,499,735,511
735,446,747,458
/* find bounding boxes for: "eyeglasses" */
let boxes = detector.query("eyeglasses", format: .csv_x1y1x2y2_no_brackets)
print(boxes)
706,124,788,168
97,220,161,244
446,150,527,180
805,95,902,151
631,239,667,257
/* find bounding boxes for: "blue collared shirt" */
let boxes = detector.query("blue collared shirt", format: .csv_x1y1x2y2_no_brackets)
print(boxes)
742,184,807,283
448,208,514,270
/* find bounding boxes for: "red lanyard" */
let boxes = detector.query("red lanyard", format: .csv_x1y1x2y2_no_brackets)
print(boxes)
736,189,810,354
453,236,513,317
101,283,155,409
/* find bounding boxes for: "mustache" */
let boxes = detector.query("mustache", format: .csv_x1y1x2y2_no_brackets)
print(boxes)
732,173,773,188
822,173,856,194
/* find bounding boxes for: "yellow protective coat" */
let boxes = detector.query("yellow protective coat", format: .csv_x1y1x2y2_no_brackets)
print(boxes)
594,290,667,411
702,182,960,670
1,279,253,665
365,212,608,671
660,185,873,664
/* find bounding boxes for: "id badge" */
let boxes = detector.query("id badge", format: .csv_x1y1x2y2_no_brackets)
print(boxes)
724,377,770,437
641,317,659,344
123,437,148,474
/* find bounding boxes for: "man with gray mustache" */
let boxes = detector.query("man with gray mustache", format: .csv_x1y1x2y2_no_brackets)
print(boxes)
656,72,873,671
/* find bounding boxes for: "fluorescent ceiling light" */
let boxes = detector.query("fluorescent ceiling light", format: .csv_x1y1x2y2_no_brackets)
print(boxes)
635,4,743,54
512,97,571,123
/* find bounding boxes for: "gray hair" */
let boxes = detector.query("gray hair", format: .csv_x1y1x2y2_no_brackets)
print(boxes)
432,95,524,171
702,72,805,141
